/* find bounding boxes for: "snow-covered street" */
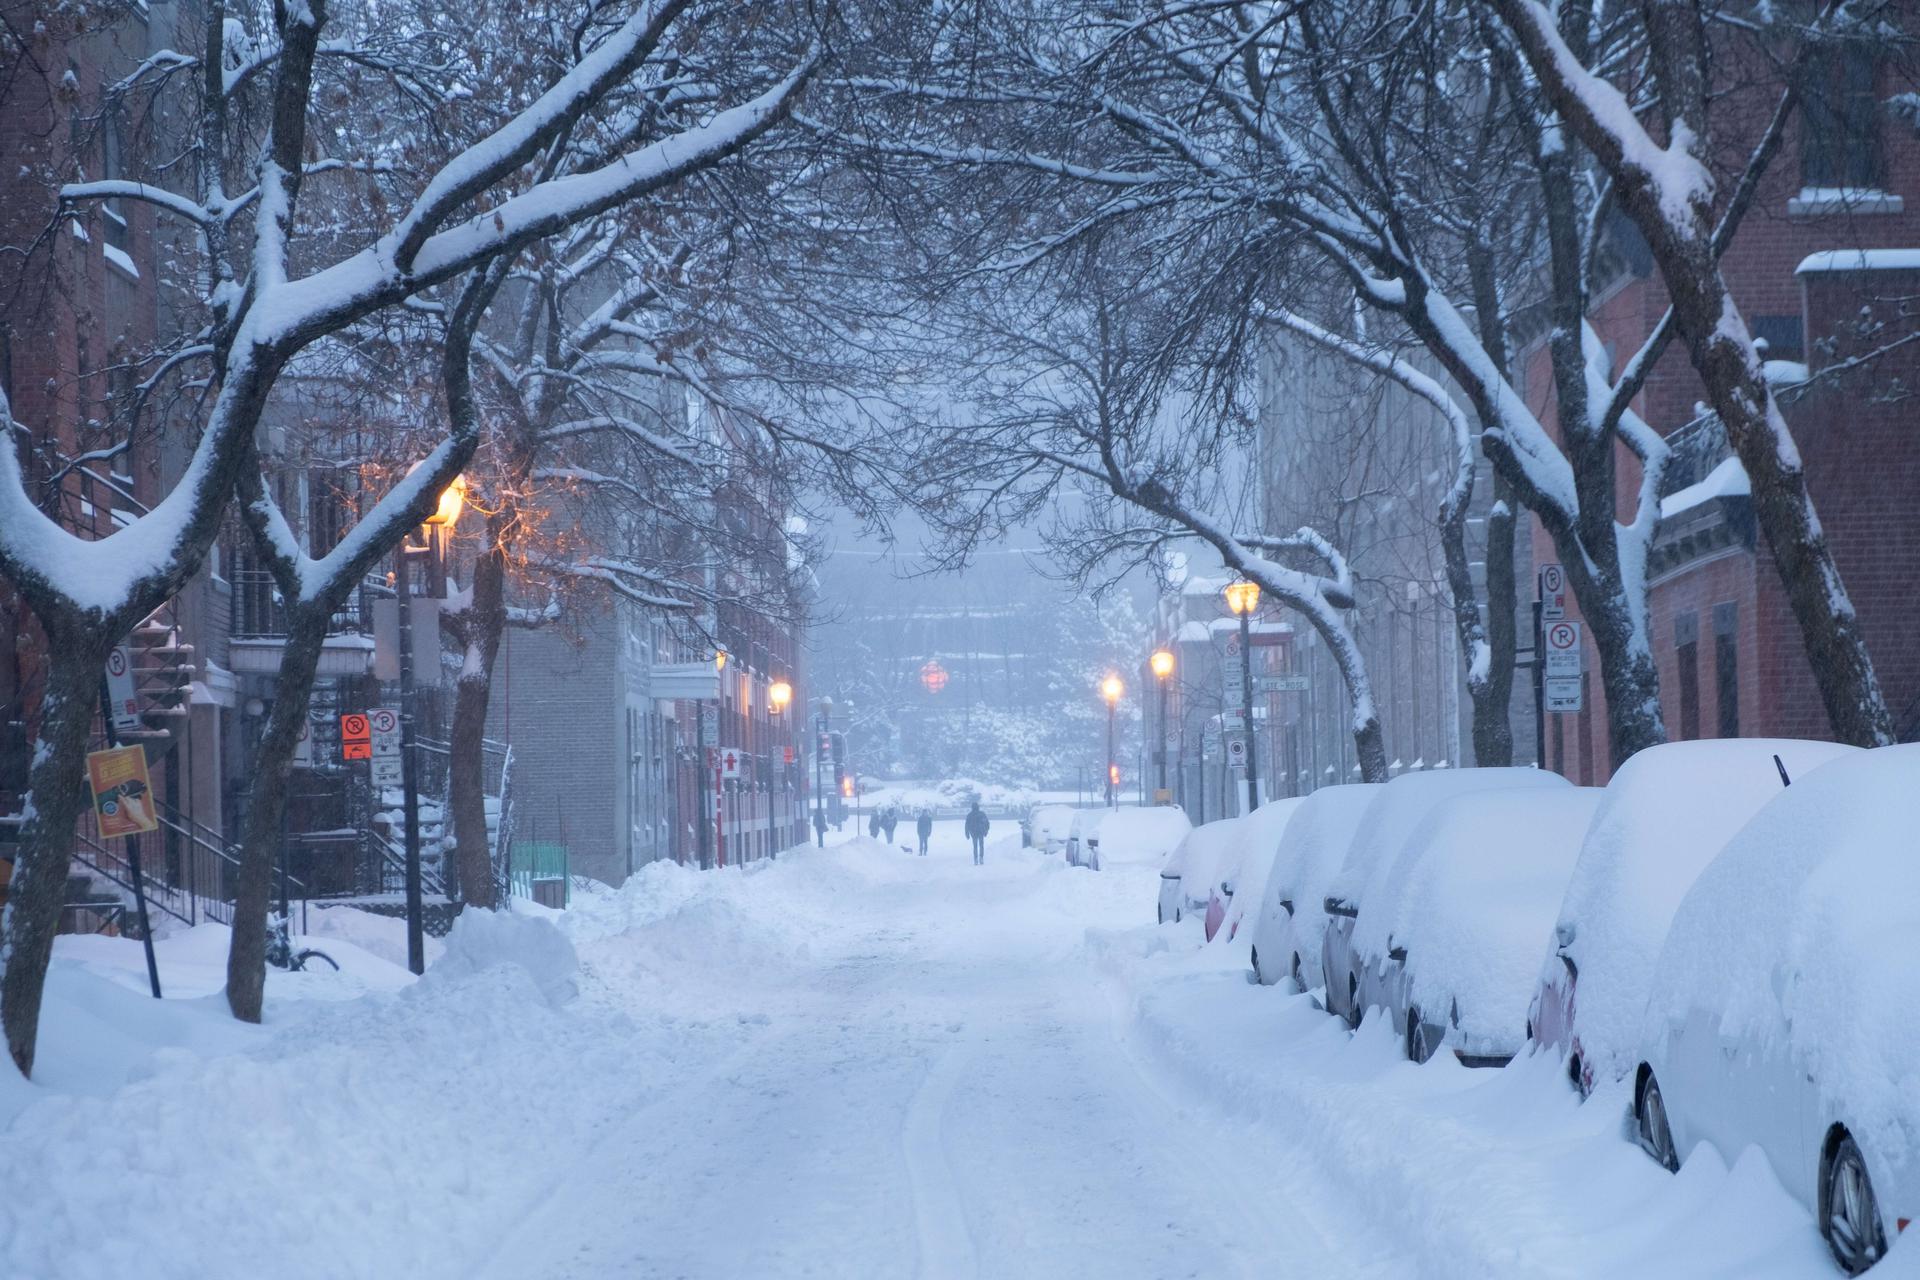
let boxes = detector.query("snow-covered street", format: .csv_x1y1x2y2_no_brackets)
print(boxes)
5,814,1902,1279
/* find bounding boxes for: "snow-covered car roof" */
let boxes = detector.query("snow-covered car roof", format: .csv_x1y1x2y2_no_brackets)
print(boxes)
1265,784,1382,913
1643,744,1920,1161
1089,805,1192,867
1553,737,1859,1085
1330,768,1569,914
1388,787,1602,1051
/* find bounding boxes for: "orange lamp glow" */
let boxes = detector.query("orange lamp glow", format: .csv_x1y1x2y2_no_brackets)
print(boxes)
769,680,793,712
1223,579,1261,615
1100,674,1124,705
1150,649,1175,680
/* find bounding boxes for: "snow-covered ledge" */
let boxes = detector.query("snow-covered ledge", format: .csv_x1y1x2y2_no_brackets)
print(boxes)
1787,188,1904,218
1797,247,1920,275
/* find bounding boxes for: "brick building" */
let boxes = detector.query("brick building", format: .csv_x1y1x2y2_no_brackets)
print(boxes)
1520,50,1920,786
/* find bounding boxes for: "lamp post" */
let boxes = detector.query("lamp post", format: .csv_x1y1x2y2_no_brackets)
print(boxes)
1150,649,1174,801
1100,674,1123,808
396,471,465,975
813,695,832,847
1224,579,1262,814
769,679,791,853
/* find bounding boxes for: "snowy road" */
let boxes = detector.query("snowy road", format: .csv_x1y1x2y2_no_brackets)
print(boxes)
481,820,1397,1278
3,818,1894,1279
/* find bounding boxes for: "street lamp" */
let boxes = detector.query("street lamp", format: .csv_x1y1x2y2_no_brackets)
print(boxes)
1223,579,1262,814
1101,674,1123,808
1150,649,1174,802
397,470,465,975
813,695,833,847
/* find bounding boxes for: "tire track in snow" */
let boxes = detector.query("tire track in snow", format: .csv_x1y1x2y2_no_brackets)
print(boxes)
903,1038,980,1280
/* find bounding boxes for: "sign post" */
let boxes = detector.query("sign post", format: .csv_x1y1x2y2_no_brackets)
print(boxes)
85,737,163,999
1544,620,1584,713
368,707,403,790
104,646,141,734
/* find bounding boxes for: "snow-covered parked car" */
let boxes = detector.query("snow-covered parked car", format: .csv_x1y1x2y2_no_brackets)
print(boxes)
1531,738,1858,1096
1027,803,1078,856
1631,745,1920,1275
1077,804,1191,872
1320,771,1574,1028
1158,817,1247,925
1248,784,1381,990
1323,768,1568,1029
1213,798,1304,944
1370,786,1601,1066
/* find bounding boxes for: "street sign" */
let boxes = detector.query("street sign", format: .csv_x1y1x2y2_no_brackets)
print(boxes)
1545,677,1584,713
1220,709,1247,730
340,712,372,761
1261,673,1310,693
1539,563,1568,620
701,705,719,739
372,756,404,790
293,716,313,768
1544,620,1583,677
369,707,401,758
86,745,159,837
720,748,744,780
783,745,796,765
1153,788,1173,806
104,646,141,732
1223,630,1241,658
1225,735,1248,767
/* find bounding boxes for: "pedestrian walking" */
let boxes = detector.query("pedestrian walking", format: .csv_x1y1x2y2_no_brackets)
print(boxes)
964,802,990,866
813,808,827,845
869,812,881,839
915,809,933,856
881,806,898,844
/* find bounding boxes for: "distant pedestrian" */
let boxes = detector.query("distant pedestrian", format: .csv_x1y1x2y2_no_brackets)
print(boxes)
813,808,827,845
916,810,933,856
869,812,882,839
964,802,990,865
881,807,898,844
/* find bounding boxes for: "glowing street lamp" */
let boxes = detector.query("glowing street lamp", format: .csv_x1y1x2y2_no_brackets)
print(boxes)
1101,674,1123,807
768,680,792,712
1150,649,1175,799
1222,578,1261,813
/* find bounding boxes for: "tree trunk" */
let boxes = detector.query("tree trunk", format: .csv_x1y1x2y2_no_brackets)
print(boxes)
448,531,508,911
225,612,331,1023
1,628,113,1076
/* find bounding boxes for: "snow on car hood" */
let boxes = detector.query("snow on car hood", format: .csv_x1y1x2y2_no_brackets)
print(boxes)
1644,744,1920,1165
1554,737,1858,1085
1165,817,1251,900
1389,788,1601,1051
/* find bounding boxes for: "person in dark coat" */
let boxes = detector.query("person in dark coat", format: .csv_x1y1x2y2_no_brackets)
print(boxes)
869,811,882,839
964,802,990,865
881,806,898,844
915,809,933,856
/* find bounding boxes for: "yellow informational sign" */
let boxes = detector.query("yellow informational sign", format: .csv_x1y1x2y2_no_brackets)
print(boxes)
86,745,159,837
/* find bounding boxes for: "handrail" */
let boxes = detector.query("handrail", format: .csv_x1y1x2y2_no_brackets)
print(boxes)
69,827,198,929
368,828,446,897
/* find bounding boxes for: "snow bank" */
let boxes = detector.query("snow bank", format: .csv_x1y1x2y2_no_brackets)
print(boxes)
1389,787,1602,1055
1647,745,1920,1170
425,908,579,1008
1247,784,1382,988
1552,738,1858,1086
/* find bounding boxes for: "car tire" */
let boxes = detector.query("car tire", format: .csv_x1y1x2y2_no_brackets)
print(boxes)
1823,1132,1888,1275
1404,1005,1429,1063
1635,1070,1679,1172
1157,903,1164,925
1250,945,1263,983
1345,975,1362,1030
1290,951,1303,990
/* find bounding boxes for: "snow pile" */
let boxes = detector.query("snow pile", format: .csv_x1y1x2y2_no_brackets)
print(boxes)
424,908,579,1008
1247,783,1382,988
1161,817,1248,916
1648,745,1920,1167
1091,805,1192,867
1388,787,1602,1055
1552,738,1858,1086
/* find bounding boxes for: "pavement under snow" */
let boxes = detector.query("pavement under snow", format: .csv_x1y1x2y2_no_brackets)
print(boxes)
2,817,1911,1279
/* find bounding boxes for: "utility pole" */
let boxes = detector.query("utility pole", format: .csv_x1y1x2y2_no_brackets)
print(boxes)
395,541,426,976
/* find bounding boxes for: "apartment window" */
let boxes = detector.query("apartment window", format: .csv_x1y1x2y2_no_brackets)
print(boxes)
1675,612,1701,741
1714,603,1740,739
1803,46,1883,189
1752,315,1805,363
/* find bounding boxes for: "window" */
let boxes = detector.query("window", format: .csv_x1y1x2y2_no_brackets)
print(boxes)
1676,612,1701,741
1714,603,1740,738
1803,47,1883,189
1752,315,1805,363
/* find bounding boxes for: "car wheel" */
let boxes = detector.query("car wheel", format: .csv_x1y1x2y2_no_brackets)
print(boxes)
1635,1070,1679,1172
1250,945,1263,983
1345,976,1362,1030
1567,1053,1584,1092
1404,1005,1429,1064
1290,951,1303,990
1823,1132,1888,1275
